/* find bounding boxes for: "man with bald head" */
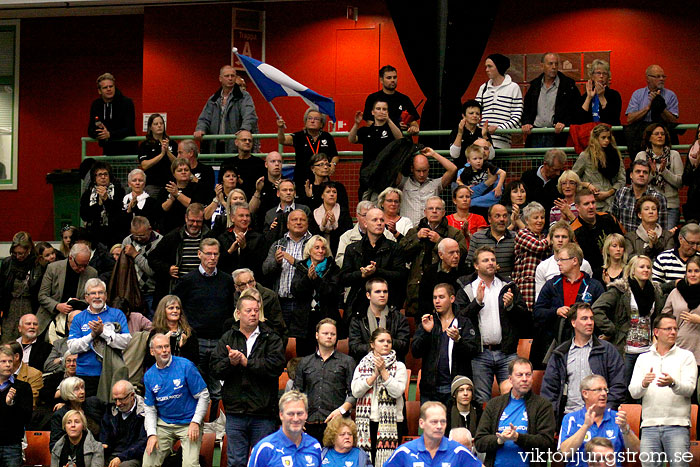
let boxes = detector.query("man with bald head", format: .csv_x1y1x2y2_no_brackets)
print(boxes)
229,129,266,199
37,243,98,336
418,238,465,315
340,207,407,315
195,64,259,154
626,64,679,125
401,198,467,316
398,147,457,226
101,380,147,467
16,314,51,372
263,209,313,329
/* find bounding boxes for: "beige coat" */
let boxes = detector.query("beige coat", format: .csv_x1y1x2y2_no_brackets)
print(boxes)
572,150,626,212
663,288,700,364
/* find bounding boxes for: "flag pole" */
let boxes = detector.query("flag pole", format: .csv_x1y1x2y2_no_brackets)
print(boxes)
234,49,281,119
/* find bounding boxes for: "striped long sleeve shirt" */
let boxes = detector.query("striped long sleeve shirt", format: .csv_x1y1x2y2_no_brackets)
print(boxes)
476,74,523,149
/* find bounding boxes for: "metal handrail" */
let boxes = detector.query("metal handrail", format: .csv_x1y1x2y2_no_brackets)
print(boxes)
81,123,699,162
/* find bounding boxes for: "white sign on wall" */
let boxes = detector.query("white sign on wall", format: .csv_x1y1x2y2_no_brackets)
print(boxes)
142,113,167,133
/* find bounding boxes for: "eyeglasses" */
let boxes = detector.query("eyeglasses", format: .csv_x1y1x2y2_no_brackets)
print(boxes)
306,116,322,122
70,257,90,268
555,257,576,263
114,393,134,403
86,291,106,296
199,251,220,257
313,162,331,168
592,71,609,76
658,326,678,332
681,236,700,248
235,279,256,289
584,387,609,394
647,74,667,79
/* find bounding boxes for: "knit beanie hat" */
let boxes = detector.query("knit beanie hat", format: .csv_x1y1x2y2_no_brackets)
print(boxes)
487,53,510,76
451,375,474,396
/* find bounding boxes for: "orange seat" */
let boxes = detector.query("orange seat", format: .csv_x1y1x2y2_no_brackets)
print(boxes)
405,400,421,436
517,339,533,359
404,344,422,375
337,338,349,355
415,369,421,402
491,378,500,398
221,434,228,467
401,435,419,444
689,441,700,467
24,431,51,467
619,404,641,438
199,432,217,467
692,404,698,441
404,369,412,401
285,337,297,361
531,370,544,395
279,370,290,391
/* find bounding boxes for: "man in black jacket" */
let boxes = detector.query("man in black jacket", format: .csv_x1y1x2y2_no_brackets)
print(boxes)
0,346,33,467
340,207,407,317
100,380,147,467
348,278,410,362
87,73,137,156
210,293,285,467
455,246,531,404
520,149,566,225
521,53,581,148
412,283,478,406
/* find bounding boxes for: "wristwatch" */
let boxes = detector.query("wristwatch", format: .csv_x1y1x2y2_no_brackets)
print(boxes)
338,406,347,415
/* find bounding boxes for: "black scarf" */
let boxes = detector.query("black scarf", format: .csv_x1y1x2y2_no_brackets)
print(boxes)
677,279,700,311
629,278,655,316
599,145,621,183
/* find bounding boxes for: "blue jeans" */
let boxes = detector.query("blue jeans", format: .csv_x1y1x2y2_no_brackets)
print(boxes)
198,338,222,401
667,208,681,230
471,349,517,404
225,414,276,467
0,444,22,467
639,425,690,467
470,181,502,208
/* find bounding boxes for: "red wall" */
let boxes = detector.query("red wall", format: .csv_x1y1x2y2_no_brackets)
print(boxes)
463,4,700,136
5,1,700,241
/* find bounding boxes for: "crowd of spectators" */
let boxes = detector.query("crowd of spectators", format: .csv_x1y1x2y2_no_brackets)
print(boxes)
2,55,700,467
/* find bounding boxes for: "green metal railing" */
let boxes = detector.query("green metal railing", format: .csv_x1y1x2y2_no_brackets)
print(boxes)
81,124,699,163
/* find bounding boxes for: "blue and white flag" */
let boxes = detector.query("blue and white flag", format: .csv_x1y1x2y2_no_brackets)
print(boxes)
236,52,336,122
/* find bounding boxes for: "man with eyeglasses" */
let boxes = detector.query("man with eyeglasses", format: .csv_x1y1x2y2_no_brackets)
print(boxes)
100,380,147,467
67,278,131,396
558,374,639,467
400,197,467,316
228,129,266,199
533,243,604,370
384,401,481,467
173,238,234,420
122,216,162,316
227,268,287,343
37,243,98,337
148,203,212,304
653,223,700,290
629,313,696,467
250,151,284,229
626,65,678,126
541,302,624,421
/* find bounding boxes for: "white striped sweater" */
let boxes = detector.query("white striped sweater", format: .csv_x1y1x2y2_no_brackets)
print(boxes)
476,74,523,149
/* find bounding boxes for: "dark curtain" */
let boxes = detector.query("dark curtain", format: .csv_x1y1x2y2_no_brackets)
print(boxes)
386,0,500,148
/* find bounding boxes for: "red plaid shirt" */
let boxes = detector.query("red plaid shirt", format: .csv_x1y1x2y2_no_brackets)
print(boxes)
513,227,551,310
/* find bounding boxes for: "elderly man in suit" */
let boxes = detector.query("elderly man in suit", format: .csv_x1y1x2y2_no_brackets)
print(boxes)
37,243,97,340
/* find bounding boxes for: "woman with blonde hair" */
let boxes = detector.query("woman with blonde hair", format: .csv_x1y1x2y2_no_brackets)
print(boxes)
144,295,199,368
321,417,372,467
378,187,413,239
593,254,665,386
579,59,622,126
292,235,342,356
549,170,581,224
572,124,626,212
601,233,628,284
50,409,104,467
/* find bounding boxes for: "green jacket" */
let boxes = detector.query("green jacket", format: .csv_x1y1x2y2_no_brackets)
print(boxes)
592,278,665,356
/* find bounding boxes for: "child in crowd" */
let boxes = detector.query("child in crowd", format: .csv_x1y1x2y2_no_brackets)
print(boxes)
457,143,506,208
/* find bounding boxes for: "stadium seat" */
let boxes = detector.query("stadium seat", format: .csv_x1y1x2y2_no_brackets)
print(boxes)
415,369,421,402
199,432,217,467
279,370,290,391
404,369,412,401
337,338,349,355
285,337,297,361
406,400,421,436
689,441,700,467
221,434,228,467
531,370,544,395
692,404,698,441
619,404,641,437
24,431,51,467
517,338,533,359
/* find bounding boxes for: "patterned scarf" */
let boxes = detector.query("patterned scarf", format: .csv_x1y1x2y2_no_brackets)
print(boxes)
355,350,398,467
645,146,671,191
89,183,115,226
